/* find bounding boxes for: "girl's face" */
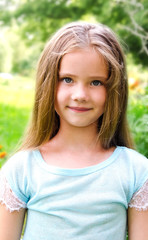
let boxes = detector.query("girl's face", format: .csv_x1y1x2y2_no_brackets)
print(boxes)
55,47,108,130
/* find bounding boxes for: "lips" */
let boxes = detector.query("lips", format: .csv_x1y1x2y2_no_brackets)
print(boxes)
67,106,92,112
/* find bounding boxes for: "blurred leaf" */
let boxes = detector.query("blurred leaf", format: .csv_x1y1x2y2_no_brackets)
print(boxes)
0,0,148,67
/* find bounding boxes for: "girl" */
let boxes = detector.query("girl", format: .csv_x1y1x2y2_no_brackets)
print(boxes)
0,21,148,240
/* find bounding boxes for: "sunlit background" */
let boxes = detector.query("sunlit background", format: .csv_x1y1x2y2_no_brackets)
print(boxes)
0,0,148,167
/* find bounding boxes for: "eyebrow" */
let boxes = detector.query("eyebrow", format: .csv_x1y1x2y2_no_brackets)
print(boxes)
59,73,108,81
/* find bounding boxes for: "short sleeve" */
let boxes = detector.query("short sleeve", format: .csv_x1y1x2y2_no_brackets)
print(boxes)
0,170,26,212
126,149,148,210
129,178,148,211
0,151,31,211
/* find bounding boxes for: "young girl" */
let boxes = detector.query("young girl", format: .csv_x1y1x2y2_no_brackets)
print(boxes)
0,21,148,240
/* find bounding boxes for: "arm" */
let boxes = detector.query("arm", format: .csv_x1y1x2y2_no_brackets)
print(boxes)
0,204,26,240
128,207,148,240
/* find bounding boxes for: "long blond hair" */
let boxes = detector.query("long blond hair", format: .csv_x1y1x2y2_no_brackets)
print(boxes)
20,21,134,150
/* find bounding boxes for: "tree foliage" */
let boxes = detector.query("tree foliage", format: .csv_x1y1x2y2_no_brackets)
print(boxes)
0,0,148,66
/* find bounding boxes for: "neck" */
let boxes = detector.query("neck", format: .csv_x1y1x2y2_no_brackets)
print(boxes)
52,122,102,152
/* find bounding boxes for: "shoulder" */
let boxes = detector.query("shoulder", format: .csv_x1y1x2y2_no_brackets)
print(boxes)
1,150,37,202
1,149,39,186
1,149,49,187
118,146,148,166
118,147,148,192
2,150,35,172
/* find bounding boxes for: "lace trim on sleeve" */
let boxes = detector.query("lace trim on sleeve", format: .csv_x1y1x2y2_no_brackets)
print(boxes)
129,179,148,211
0,171,27,212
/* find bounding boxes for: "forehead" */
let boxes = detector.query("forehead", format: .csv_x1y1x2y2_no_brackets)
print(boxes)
59,47,108,78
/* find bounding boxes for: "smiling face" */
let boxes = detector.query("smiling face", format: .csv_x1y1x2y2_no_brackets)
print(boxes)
55,47,108,130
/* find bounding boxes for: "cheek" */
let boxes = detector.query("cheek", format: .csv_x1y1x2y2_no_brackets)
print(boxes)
95,88,107,106
54,85,68,112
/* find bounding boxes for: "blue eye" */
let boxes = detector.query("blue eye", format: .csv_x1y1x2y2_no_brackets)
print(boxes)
62,77,73,83
91,80,102,86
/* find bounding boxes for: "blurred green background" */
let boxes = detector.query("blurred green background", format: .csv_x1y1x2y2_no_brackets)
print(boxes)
0,0,148,167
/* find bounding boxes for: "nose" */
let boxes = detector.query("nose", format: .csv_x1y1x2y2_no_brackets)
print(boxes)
71,83,89,102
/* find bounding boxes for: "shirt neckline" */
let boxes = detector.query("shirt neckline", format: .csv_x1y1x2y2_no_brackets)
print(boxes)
33,146,124,176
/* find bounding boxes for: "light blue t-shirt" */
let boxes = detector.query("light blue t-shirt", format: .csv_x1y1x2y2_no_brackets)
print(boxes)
1,146,148,240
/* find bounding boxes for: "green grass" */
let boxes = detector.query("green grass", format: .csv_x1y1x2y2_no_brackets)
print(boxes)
0,74,34,166
0,103,31,167
128,89,148,158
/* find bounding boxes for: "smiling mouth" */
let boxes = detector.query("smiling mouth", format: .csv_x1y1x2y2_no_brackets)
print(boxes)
67,106,92,112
